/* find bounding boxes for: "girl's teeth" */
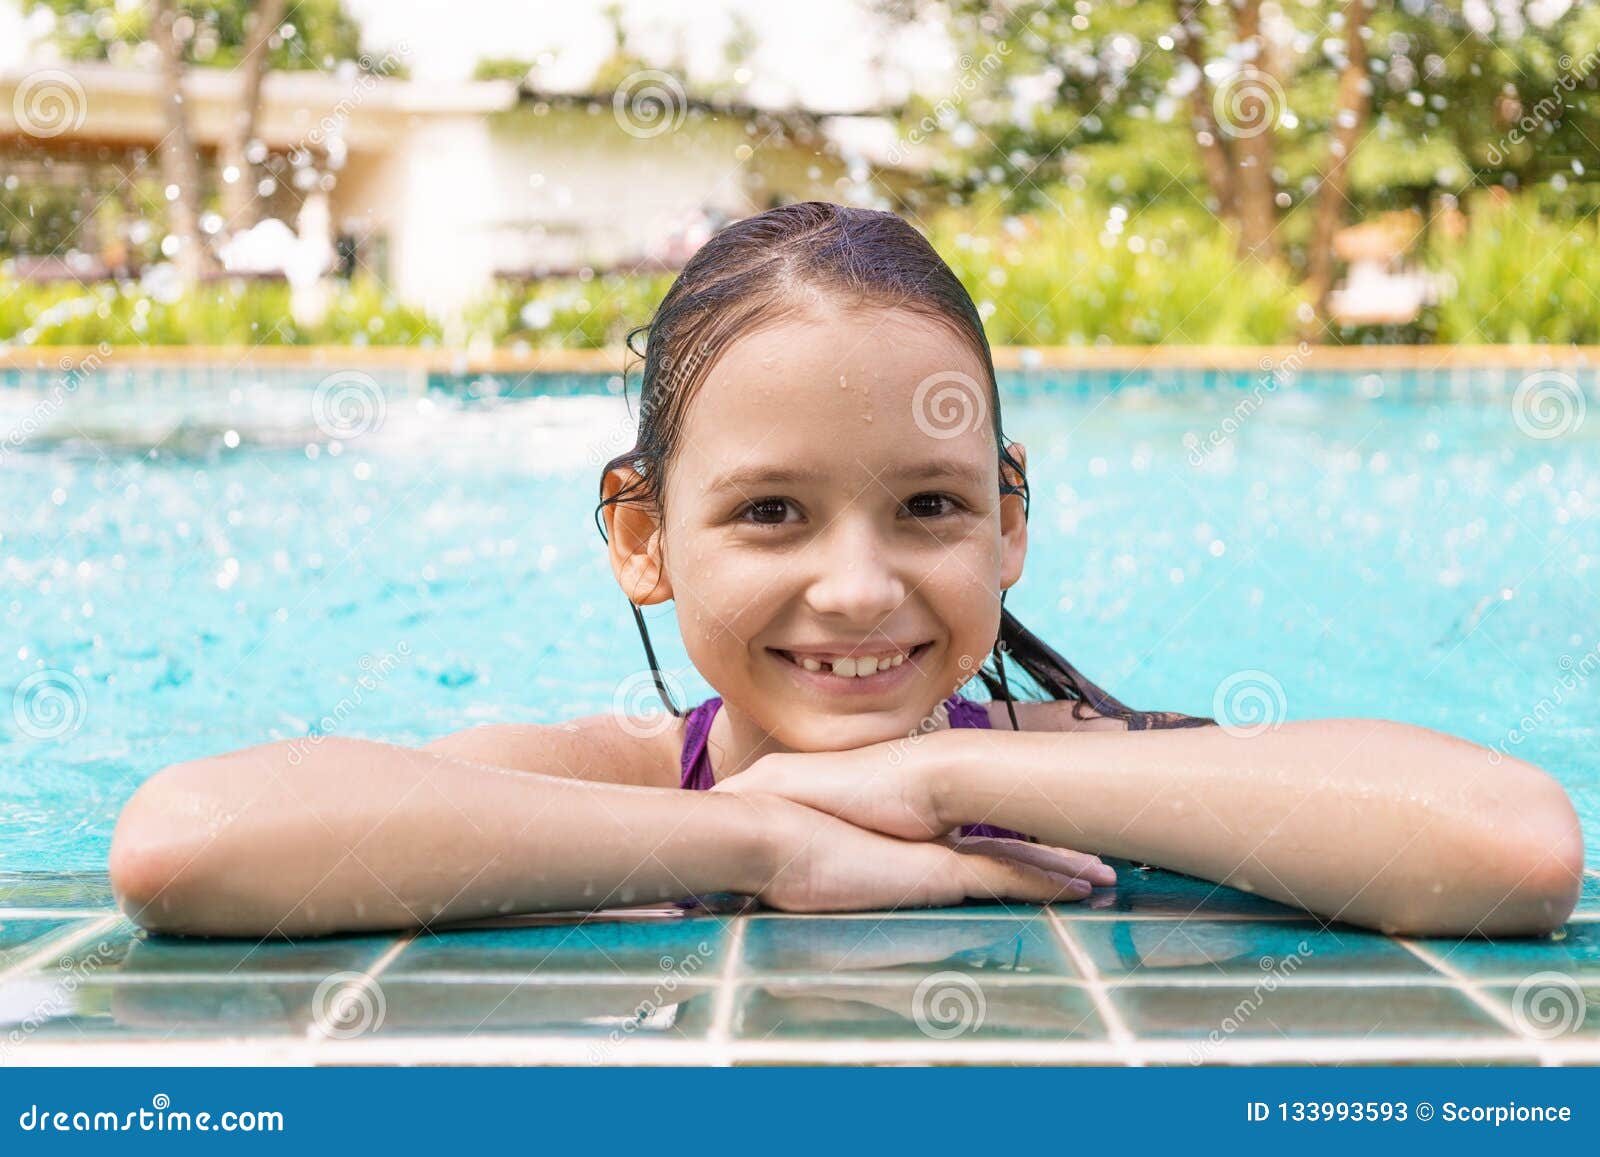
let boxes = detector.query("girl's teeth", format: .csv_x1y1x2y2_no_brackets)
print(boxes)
787,650,914,677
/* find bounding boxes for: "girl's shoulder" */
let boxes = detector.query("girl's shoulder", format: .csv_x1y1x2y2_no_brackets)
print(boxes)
422,711,687,788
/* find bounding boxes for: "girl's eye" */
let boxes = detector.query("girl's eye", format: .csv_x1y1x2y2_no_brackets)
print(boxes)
736,494,961,528
740,498,793,526
904,493,961,518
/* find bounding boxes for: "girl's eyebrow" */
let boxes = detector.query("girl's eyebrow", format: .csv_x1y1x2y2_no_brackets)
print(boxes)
710,458,989,495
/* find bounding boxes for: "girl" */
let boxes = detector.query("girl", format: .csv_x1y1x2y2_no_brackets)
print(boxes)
110,203,1583,939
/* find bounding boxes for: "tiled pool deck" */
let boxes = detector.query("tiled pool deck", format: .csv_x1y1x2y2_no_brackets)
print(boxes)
2,863,1598,1066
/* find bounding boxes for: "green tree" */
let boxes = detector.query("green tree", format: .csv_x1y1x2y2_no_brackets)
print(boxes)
884,0,1600,332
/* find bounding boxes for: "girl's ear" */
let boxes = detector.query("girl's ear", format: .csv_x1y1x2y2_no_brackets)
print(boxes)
601,467,674,605
999,443,1028,592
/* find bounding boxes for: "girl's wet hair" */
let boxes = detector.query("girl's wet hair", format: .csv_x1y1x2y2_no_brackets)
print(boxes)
596,200,1212,730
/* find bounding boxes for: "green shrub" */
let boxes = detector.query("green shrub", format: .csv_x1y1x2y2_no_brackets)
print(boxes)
924,196,1305,346
1428,198,1600,345
0,276,439,346
462,273,676,349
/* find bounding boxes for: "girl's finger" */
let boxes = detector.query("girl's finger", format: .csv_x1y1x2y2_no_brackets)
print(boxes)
946,836,1115,886
948,848,1095,905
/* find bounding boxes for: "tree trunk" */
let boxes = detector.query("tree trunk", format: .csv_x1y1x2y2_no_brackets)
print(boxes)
1173,0,1236,222
1228,0,1279,263
1305,0,1372,332
152,0,214,288
219,0,287,233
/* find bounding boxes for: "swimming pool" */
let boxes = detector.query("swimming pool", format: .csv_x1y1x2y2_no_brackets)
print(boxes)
3,361,1599,871
2,359,1598,1064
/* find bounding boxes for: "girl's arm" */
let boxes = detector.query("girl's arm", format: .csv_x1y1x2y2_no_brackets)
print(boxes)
110,737,770,937
946,719,1586,935
719,718,1585,936
110,735,1100,938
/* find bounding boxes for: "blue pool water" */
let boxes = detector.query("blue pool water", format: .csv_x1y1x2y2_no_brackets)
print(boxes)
2,365,1597,873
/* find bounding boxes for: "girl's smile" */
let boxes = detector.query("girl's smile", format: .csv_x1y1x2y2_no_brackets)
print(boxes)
767,640,936,695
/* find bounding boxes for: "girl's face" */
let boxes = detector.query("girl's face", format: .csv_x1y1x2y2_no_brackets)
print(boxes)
617,301,1027,753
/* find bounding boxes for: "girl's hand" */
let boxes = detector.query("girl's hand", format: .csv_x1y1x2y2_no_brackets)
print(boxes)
713,748,1115,886
735,793,1106,912
711,747,948,839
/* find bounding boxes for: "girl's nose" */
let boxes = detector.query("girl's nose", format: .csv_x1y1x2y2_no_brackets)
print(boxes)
801,518,908,623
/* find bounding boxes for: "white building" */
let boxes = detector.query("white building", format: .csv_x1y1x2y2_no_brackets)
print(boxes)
0,60,915,315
